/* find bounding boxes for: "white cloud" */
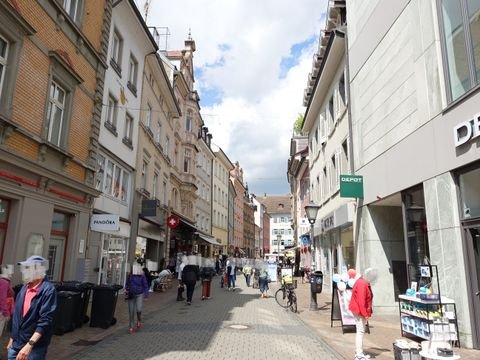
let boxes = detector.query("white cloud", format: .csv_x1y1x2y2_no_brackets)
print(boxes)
139,0,328,194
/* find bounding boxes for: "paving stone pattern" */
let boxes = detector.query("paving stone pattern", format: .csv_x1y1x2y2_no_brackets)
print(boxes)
70,278,342,360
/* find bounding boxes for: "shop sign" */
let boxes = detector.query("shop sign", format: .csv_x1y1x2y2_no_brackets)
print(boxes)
340,175,364,198
166,215,179,229
90,214,119,231
141,199,158,217
454,115,480,147
321,214,335,232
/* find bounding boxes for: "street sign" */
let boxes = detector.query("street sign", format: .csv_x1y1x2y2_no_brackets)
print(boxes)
339,175,363,198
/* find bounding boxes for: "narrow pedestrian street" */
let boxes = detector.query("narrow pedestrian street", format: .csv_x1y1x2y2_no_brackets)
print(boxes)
68,278,341,360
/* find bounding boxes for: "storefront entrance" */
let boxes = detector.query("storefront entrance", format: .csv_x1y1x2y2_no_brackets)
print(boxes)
457,163,480,348
464,225,480,348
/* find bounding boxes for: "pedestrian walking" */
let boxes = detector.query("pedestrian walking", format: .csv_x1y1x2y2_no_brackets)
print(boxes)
7,256,57,360
125,263,149,334
348,268,378,360
181,255,200,305
242,263,253,287
0,265,14,337
258,266,270,298
226,257,236,290
200,259,215,300
176,256,187,301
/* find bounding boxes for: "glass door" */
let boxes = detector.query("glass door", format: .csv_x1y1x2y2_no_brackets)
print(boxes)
464,226,480,348
100,234,127,285
47,235,64,281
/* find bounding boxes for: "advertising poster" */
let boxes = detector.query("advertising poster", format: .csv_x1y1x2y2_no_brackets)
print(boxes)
338,289,356,326
267,263,278,283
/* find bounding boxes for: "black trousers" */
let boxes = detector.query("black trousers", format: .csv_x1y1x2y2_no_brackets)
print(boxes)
185,281,196,302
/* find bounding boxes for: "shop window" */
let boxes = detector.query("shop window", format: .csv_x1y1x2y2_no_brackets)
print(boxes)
403,186,429,266
48,211,70,281
459,166,480,218
438,0,480,102
101,234,127,285
121,172,129,202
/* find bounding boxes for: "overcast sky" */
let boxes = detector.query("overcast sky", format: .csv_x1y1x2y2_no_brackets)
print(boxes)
136,0,327,196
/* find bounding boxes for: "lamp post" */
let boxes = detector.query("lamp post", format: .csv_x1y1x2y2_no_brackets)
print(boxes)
276,234,282,263
305,203,321,311
305,204,321,270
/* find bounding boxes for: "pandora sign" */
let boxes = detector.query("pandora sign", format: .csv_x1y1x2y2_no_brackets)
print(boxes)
454,114,480,147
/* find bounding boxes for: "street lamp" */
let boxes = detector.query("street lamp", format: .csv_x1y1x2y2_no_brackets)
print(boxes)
305,203,321,311
304,204,321,271
276,234,282,263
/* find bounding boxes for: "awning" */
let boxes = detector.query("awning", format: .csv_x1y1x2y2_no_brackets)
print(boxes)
171,211,197,231
195,232,221,246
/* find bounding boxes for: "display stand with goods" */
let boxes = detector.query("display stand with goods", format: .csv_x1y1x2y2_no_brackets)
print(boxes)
396,264,460,360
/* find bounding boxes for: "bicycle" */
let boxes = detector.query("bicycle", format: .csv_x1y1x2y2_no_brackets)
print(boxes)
275,276,297,313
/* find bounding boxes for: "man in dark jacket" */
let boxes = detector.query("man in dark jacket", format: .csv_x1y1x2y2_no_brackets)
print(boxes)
7,256,57,360
181,255,200,305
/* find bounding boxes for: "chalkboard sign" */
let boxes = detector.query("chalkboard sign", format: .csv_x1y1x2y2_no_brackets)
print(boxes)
331,281,368,333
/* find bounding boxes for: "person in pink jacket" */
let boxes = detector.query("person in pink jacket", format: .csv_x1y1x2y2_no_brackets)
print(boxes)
348,268,378,360
0,265,14,337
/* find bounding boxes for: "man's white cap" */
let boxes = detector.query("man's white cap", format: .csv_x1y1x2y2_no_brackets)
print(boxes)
18,255,49,269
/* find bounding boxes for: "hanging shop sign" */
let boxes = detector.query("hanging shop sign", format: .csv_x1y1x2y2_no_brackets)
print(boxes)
454,114,480,147
166,215,179,229
340,175,364,198
90,214,120,231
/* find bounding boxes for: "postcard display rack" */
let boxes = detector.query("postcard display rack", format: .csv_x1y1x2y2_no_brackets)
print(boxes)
398,264,460,348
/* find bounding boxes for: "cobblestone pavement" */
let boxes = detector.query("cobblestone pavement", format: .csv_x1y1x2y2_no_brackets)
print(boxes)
68,277,342,360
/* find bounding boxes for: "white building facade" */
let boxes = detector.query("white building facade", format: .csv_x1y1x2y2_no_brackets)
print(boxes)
89,0,156,286
302,2,354,290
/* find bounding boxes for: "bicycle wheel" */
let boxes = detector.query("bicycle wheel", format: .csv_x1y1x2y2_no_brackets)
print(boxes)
275,288,289,308
289,292,297,313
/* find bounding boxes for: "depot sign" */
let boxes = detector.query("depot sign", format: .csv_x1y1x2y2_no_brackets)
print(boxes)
340,175,364,198
454,114,480,147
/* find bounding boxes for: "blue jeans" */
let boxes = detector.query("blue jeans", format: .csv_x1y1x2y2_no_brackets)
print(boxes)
228,275,236,288
8,345,48,360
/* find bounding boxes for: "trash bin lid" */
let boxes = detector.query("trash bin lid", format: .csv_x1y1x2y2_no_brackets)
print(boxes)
93,284,123,291
313,271,323,276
